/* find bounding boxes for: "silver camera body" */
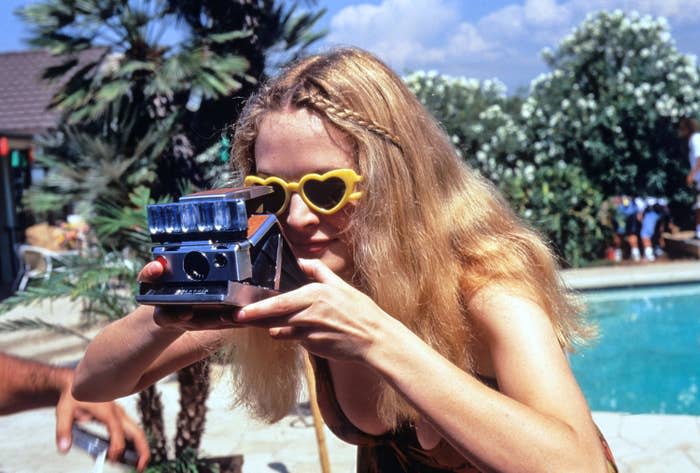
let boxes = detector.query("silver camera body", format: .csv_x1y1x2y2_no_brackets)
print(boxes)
136,186,306,309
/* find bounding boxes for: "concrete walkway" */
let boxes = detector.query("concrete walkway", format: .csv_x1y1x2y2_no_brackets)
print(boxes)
1,260,700,472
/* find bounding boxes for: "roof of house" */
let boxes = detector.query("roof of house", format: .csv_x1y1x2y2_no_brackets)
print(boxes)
0,48,106,138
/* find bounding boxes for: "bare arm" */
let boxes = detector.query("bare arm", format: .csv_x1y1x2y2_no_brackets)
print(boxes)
366,287,607,473
687,135,700,186
688,158,700,186
73,305,231,402
0,352,72,414
74,260,236,402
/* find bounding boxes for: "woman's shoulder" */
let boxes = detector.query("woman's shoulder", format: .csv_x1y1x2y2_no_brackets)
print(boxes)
466,282,540,313
465,283,552,340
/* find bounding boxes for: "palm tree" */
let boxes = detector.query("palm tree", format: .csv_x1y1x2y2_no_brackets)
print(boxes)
2,1,325,469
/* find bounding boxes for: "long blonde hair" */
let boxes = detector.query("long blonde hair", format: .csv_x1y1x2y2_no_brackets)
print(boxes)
227,47,589,427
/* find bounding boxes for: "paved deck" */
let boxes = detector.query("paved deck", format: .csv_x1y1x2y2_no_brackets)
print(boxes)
561,259,700,290
1,260,700,472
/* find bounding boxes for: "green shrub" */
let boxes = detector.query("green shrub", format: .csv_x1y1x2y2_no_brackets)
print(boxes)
405,71,605,267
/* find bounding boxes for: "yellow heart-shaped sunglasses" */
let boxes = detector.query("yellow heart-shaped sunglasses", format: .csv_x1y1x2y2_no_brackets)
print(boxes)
243,168,363,216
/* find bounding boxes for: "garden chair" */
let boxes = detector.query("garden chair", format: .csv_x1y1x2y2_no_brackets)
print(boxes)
15,244,77,291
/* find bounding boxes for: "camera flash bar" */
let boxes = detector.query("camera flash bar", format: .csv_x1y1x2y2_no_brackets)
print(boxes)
146,187,271,242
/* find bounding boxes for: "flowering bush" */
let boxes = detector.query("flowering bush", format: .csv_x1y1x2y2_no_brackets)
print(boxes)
404,72,523,175
525,10,700,204
405,71,605,267
500,161,606,266
405,11,700,266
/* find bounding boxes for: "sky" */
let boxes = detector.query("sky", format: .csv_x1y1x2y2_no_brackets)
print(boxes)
2,0,700,93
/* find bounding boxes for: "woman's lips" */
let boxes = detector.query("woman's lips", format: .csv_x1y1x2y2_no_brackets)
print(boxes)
292,239,332,254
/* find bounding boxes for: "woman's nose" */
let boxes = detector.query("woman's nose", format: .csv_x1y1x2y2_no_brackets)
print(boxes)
284,192,319,228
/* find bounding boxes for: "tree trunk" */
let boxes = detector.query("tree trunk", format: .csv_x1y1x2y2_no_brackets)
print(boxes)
175,357,211,458
138,385,169,463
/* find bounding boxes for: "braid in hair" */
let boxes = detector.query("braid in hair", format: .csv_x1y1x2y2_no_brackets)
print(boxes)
301,93,403,150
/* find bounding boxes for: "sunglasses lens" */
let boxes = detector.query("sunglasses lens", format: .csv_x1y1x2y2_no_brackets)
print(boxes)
261,182,287,214
303,177,347,210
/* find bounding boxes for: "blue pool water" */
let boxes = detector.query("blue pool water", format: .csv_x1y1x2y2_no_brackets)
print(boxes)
569,283,700,415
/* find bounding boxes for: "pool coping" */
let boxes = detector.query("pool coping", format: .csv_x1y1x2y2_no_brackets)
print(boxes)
561,260,700,290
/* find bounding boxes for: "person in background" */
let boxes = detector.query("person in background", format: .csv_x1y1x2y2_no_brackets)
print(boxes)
639,197,671,262
633,196,648,259
615,195,641,261
0,352,149,471
640,197,659,261
678,116,700,239
655,198,671,255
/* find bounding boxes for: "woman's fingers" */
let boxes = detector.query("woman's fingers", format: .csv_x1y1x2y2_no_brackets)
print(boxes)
136,260,165,283
153,306,243,330
143,259,350,330
235,263,349,326
140,258,347,329
236,286,317,323
152,307,192,328
298,258,346,286
269,326,297,339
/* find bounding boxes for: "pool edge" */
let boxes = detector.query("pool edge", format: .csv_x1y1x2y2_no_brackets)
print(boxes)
561,260,700,291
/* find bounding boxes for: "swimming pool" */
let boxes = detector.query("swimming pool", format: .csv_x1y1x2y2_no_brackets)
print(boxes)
569,283,700,415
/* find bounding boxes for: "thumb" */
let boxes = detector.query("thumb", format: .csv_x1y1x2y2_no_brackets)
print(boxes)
137,259,165,283
297,258,345,286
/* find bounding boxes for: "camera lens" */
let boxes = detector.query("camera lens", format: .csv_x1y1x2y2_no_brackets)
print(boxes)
213,254,227,268
183,252,209,281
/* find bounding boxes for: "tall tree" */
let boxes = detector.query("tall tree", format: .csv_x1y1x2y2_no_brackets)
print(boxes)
6,0,325,468
168,0,326,152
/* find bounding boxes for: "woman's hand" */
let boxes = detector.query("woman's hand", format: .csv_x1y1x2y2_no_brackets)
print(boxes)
137,260,242,332
234,258,400,362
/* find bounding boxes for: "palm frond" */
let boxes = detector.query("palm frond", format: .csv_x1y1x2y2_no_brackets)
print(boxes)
208,29,252,44
0,318,91,342
0,274,76,314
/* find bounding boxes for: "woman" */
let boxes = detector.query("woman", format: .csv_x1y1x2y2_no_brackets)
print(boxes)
74,48,617,472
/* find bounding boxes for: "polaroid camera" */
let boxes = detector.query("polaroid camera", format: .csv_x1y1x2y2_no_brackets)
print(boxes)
136,186,307,309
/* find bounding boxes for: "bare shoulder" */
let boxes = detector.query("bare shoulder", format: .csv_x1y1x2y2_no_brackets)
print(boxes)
466,284,553,343
466,284,593,425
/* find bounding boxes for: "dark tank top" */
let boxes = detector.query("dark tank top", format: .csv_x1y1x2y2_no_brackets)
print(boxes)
311,356,618,473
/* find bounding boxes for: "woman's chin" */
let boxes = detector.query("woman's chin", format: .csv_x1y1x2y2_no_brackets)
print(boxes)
318,254,353,280
291,240,353,280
